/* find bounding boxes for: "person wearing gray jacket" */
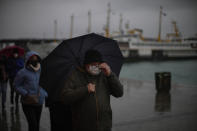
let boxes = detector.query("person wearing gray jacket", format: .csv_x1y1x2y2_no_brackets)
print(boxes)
61,49,123,131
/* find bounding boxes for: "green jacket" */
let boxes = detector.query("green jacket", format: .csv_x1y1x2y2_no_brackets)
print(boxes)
61,67,123,131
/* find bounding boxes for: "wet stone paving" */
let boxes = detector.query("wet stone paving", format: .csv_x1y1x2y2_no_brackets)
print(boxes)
1,78,197,131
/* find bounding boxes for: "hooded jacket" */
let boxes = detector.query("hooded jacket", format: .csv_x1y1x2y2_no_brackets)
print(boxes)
60,67,123,131
14,51,48,105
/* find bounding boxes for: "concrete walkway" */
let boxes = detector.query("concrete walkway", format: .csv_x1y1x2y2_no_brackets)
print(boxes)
1,78,197,131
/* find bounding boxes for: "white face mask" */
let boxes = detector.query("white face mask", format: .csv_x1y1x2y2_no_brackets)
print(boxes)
30,63,41,72
88,65,101,75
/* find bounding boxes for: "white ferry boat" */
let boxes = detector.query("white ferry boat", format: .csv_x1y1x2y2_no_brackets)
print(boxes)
104,6,196,60
110,6,197,60
112,34,197,60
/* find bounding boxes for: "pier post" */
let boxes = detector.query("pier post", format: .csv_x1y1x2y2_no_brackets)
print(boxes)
155,72,171,92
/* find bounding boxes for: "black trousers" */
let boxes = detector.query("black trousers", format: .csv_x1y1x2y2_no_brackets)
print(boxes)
22,104,42,131
9,78,19,104
49,103,72,131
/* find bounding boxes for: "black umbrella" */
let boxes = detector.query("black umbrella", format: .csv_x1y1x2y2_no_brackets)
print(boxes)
40,33,123,104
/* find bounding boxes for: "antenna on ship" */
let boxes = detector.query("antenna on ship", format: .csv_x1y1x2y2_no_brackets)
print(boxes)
70,14,74,38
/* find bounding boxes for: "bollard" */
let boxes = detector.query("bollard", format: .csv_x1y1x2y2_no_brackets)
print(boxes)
155,72,171,92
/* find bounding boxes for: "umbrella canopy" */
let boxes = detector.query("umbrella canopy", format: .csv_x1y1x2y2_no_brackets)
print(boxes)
0,45,25,58
40,33,123,104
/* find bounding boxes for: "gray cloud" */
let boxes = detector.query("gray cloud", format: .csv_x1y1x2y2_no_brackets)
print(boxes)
0,0,197,39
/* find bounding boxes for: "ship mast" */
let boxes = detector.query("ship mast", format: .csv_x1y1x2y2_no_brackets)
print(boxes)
119,13,123,35
105,2,111,37
70,14,74,38
87,10,91,34
54,19,57,42
158,6,163,42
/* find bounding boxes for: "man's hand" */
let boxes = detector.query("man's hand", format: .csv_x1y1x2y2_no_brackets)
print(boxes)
99,63,111,76
87,83,95,93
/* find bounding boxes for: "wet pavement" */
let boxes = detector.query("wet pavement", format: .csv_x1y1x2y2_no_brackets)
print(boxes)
1,78,197,131
112,79,197,131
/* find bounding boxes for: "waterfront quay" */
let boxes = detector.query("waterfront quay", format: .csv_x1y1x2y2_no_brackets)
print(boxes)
0,78,197,131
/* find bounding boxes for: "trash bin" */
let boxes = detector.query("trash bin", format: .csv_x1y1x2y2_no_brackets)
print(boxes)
155,72,171,92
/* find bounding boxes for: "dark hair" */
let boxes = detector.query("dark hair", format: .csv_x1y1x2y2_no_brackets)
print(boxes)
83,49,103,65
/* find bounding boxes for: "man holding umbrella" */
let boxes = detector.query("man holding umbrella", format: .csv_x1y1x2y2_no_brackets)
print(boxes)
60,49,123,131
40,33,124,131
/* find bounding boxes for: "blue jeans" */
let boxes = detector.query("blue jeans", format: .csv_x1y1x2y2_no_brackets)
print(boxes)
0,82,7,107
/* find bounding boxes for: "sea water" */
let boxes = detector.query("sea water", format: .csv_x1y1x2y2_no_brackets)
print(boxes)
120,60,197,86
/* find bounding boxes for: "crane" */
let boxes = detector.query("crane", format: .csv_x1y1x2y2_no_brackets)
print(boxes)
166,21,181,42
128,28,145,41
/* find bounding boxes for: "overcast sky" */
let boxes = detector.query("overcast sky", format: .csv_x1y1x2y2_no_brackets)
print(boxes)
0,0,197,39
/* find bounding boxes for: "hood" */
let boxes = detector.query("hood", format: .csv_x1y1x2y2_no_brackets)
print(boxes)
25,51,40,64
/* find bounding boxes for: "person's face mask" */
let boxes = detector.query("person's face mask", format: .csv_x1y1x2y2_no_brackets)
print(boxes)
29,62,40,72
29,59,40,71
30,60,39,67
88,65,101,75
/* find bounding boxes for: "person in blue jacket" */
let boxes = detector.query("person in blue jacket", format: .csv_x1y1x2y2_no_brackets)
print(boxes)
14,51,48,131
7,48,24,105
